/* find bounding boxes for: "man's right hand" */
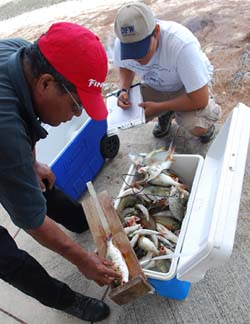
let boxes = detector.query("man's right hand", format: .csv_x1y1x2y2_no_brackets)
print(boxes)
27,217,122,287
117,91,131,109
77,252,122,286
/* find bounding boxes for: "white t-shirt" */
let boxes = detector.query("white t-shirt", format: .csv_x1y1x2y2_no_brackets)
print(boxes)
113,20,213,93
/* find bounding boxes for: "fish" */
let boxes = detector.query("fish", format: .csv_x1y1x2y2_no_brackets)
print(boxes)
116,145,191,274
121,208,138,220
156,223,178,244
157,234,175,250
139,251,154,268
142,259,156,270
137,165,163,183
159,243,173,255
154,260,171,273
106,234,129,284
130,228,160,237
150,234,159,248
140,185,171,203
116,194,139,220
169,186,189,222
129,233,140,248
139,211,157,230
124,215,140,226
144,142,175,169
138,236,159,255
128,152,145,167
117,187,142,199
135,203,150,221
151,214,181,231
149,172,187,189
123,223,142,235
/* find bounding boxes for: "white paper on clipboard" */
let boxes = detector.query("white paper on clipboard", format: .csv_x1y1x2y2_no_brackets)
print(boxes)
106,84,145,136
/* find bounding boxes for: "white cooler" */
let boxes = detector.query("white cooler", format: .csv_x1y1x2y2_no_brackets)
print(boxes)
115,103,250,299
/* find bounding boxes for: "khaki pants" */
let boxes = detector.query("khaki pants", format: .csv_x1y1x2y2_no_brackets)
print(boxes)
140,83,221,130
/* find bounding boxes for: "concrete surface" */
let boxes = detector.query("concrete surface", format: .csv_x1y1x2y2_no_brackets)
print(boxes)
1,118,250,324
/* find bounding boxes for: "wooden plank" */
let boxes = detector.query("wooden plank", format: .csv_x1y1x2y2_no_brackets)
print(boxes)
86,182,110,235
109,274,152,305
82,197,107,257
82,189,152,304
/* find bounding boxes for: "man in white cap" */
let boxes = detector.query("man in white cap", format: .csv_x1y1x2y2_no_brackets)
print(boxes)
113,1,221,143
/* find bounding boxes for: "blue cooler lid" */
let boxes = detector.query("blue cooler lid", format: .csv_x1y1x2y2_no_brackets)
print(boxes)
177,103,250,282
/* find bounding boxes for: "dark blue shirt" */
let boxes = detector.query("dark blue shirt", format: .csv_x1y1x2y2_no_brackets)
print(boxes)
0,38,48,229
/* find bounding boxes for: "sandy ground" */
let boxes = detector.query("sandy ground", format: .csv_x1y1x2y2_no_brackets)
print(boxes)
0,0,249,121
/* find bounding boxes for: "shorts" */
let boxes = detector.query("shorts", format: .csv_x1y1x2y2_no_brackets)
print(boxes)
140,83,221,131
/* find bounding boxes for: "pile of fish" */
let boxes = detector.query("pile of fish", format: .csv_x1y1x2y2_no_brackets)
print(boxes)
116,144,190,273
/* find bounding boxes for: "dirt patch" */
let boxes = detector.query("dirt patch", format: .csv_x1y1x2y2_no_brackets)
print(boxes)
1,0,249,122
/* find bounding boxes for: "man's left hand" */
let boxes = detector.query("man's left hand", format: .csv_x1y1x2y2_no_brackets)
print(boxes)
34,161,56,192
139,101,163,120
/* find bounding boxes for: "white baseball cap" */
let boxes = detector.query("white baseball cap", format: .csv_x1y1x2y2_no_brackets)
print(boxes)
114,2,156,60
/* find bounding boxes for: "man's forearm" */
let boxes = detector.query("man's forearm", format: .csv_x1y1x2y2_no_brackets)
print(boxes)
158,93,204,112
160,84,209,112
26,215,122,285
119,67,135,89
26,216,88,267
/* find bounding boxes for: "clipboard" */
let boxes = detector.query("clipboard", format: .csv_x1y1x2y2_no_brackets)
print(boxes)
106,84,145,136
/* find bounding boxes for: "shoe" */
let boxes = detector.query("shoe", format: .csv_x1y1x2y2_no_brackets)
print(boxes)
63,292,110,322
200,124,216,143
153,111,174,138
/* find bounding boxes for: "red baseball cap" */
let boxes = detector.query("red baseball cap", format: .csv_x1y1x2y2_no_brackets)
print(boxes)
38,22,108,121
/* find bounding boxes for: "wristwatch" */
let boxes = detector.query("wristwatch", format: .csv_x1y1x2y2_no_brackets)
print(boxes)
116,88,129,97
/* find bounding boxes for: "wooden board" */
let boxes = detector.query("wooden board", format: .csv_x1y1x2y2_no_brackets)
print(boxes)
82,190,152,305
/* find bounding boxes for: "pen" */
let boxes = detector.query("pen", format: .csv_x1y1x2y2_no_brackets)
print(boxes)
105,82,141,98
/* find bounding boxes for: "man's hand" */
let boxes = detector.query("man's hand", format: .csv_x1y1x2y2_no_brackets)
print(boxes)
139,101,163,119
34,161,55,191
27,217,122,287
117,91,131,109
77,252,122,286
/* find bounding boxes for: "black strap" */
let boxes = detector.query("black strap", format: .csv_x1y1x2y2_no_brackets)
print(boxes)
116,88,129,97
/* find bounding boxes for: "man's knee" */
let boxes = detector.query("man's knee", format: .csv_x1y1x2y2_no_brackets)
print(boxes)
190,126,209,137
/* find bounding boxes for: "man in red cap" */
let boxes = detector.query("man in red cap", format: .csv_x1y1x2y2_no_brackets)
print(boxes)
0,22,120,322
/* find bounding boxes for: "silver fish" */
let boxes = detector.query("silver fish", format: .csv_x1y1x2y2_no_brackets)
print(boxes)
123,223,141,235
149,172,187,189
135,203,150,221
144,142,175,168
156,223,178,244
106,235,129,284
138,236,159,255
129,233,140,248
130,228,160,237
157,234,175,250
